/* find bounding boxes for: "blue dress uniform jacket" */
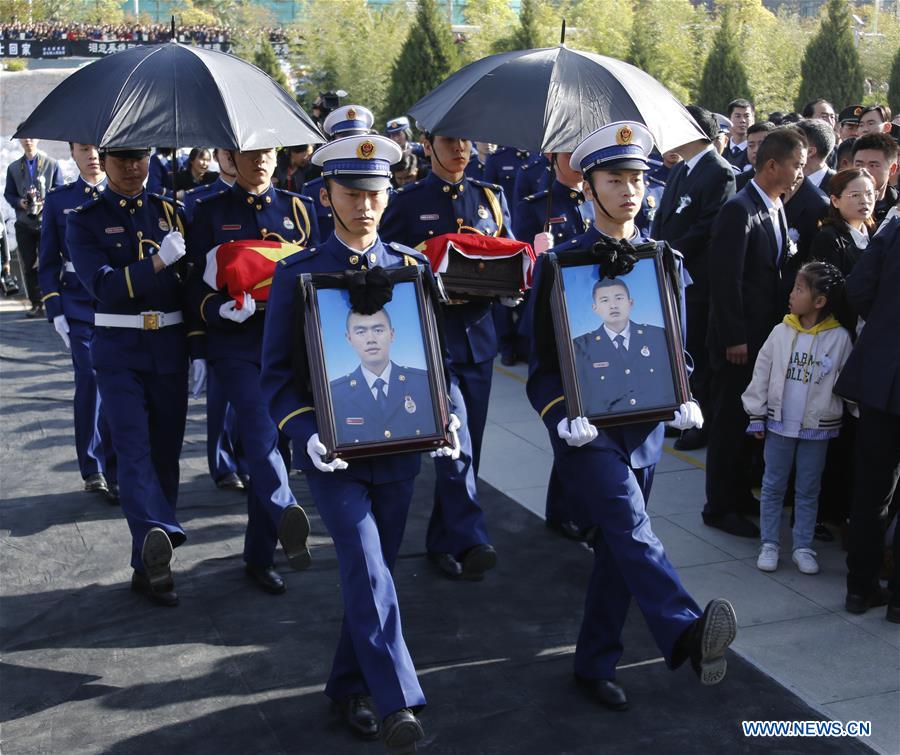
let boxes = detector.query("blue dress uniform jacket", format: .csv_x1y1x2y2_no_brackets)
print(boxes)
513,181,591,246
331,363,433,446
187,181,318,568
379,171,510,556
483,146,530,219
522,224,701,681
188,182,319,364
261,232,430,717
512,153,551,210
297,175,334,239
66,188,189,571
38,176,115,483
182,177,230,224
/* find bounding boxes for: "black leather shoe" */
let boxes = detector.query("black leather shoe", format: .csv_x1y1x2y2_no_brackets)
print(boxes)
84,473,108,494
546,518,586,541
335,694,380,740
886,603,900,624
575,675,628,710
215,472,245,492
461,543,497,581
673,427,707,451
278,504,311,570
813,523,835,543
382,708,424,754
25,304,43,318
681,598,737,685
105,483,119,504
702,511,759,538
245,564,285,595
845,588,890,614
141,527,174,589
130,570,179,607
429,552,462,579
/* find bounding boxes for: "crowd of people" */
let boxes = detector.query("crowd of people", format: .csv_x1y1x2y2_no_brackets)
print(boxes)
4,84,899,753
0,22,287,44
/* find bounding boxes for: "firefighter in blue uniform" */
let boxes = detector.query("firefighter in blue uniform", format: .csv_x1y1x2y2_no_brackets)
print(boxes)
66,147,194,607
304,104,376,240
513,152,594,537
38,142,116,500
186,146,317,596
379,131,510,580
512,152,552,210
182,147,247,492
635,173,665,237
483,145,530,220
523,122,737,710
261,134,458,751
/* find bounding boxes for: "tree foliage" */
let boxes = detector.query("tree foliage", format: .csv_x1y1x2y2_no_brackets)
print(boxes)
795,0,864,110
253,35,289,90
697,5,752,114
567,0,634,60
889,46,900,115
384,0,459,120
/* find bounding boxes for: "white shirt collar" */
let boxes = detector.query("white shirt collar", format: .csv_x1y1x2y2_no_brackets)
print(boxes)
334,233,378,256
846,223,869,249
808,165,829,187
684,144,714,175
728,138,748,152
603,322,631,347
361,362,392,393
750,179,783,212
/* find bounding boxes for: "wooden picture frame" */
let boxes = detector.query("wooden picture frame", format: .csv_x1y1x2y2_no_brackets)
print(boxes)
301,265,452,460
548,247,691,427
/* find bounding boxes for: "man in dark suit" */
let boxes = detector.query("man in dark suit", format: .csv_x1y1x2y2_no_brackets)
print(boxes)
796,119,836,195
735,122,774,191
652,105,736,450
834,217,900,622
724,98,755,172
331,307,434,445
783,170,829,270
704,126,808,538
573,277,675,415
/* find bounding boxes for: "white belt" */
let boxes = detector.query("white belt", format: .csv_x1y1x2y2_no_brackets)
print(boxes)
63,260,76,273
94,311,183,330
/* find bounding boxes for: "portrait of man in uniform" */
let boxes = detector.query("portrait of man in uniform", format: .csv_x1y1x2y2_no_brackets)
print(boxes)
323,284,436,446
569,266,677,418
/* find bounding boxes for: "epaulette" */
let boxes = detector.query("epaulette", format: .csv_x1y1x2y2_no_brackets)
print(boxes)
278,246,319,267
394,179,425,195
387,240,425,262
194,188,228,205
147,192,183,209
522,189,549,203
647,176,666,187
279,188,315,205
46,183,69,195
70,194,103,214
467,178,502,192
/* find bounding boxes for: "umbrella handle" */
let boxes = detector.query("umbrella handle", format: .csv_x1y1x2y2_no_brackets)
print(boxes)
543,157,557,233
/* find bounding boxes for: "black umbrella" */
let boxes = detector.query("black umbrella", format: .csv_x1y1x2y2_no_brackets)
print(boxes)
14,42,325,149
408,43,704,155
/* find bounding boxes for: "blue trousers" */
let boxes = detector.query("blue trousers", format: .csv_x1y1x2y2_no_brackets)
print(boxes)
94,368,187,571
427,369,492,557
206,368,246,481
551,440,700,681
210,359,297,568
69,319,116,481
307,470,425,718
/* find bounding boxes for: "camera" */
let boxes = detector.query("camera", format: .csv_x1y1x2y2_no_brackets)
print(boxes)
25,186,42,217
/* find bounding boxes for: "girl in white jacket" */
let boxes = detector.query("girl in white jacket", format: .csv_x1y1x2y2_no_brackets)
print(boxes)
742,262,854,575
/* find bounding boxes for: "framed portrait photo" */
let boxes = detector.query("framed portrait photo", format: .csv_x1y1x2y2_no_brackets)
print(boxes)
548,247,691,427
300,265,452,460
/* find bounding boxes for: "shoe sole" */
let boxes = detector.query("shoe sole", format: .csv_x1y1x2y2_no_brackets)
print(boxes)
461,547,497,581
756,562,778,572
278,505,311,571
141,528,173,590
383,718,425,754
699,598,737,686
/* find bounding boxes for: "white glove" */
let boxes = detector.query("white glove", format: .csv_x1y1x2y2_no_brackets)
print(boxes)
668,401,704,431
52,314,70,349
306,433,349,473
533,231,554,255
219,292,256,323
190,358,207,398
499,295,523,308
430,413,462,459
157,230,186,267
557,416,598,447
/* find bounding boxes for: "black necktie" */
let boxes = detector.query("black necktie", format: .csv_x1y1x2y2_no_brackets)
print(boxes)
614,334,627,352
372,378,387,408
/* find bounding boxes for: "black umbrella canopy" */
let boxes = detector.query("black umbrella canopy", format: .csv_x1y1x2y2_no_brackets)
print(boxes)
409,45,705,155
14,42,325,150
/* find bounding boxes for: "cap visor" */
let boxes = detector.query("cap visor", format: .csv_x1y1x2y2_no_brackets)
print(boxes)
331,175,392,191
592,158,651,172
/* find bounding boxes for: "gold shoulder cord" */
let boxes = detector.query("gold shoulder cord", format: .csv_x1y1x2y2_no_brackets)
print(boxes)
482,187,503,237
292,196,311,247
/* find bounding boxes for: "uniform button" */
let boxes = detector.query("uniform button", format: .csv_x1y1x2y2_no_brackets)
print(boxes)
428,230,434,235
629,398,637,406
136,199,143,207
384,430,392,438
456,217,464,225
137,230,143,238
595,335,601,341
246,196,254,204
327,213,332,218
119,199,127,207
255,204,262,210
557,232,563,237
649,368,654,373
570,191,577,199
265,196,272,203
600,375,605,380
129,209,135,214
451,194,458,200
625,368,631,375
369,253,377,263
84,186,90,193
261,228,267,236
459,185,465,193
442,186,450,193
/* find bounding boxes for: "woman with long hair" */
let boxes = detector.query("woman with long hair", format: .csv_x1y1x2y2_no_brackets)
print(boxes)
810,168,877,277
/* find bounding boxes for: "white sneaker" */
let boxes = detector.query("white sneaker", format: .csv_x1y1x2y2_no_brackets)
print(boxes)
757,543,779,572
792,548,819,575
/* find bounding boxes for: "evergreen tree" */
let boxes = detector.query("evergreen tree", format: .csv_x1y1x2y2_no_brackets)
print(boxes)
696,6,752,115
626,0,658,75
385,0,458,118
253,35,289,91
795,0,863,111
888,46,900,116
510,0,543,51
